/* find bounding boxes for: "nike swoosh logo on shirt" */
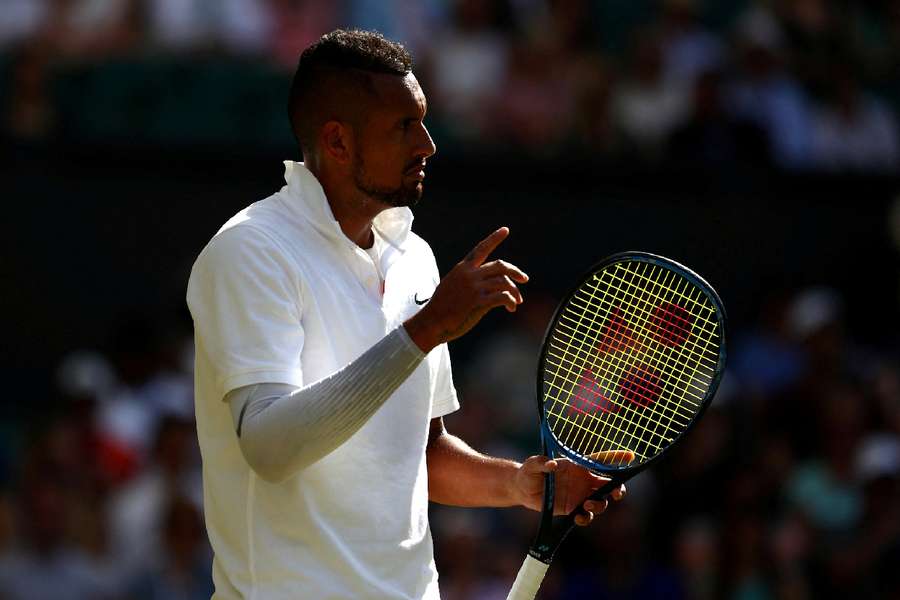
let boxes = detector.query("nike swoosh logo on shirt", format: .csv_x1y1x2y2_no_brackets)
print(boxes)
414,293,431,305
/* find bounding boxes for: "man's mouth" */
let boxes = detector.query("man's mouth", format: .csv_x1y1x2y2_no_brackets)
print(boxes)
405,162,426,179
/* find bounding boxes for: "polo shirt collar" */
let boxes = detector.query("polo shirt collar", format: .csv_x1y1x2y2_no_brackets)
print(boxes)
283,161,414,250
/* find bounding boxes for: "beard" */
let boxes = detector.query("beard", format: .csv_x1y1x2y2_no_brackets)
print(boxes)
352,153,423,208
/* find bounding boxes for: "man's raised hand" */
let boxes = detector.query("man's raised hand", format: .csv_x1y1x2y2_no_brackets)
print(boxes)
404,227,528,353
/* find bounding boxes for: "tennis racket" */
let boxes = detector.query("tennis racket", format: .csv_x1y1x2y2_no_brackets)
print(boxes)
507,252,727,600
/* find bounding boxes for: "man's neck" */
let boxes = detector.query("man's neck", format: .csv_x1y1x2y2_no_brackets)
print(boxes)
330,198,377,249
307,160,382,249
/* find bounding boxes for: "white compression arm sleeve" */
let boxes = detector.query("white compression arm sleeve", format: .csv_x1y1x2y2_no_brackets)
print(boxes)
223,326,425,483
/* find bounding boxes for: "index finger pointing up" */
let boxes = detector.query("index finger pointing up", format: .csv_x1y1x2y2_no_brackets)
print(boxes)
465,227,510,266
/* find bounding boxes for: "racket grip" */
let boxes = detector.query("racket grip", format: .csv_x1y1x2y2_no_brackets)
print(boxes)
506,555,550,600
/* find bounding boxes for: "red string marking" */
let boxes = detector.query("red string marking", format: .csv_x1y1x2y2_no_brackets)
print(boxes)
597,306,639,355
567,369,619,417
619,365,662,408
648,302,692,347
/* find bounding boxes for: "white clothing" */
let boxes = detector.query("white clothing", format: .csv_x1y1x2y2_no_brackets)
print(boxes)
186,161,458,599
224,326,426,482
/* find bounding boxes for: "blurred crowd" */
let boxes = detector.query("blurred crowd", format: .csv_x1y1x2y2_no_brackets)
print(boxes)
0,311,210,599
2,0,900,171
0,284,898,599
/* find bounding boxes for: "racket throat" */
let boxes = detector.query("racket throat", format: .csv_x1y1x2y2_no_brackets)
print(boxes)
529,471,560,563
529,471,583,564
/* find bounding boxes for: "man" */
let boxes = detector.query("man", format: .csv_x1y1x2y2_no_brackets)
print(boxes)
187,29,625,599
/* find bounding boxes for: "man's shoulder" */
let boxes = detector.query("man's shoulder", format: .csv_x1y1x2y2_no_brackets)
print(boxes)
191,195,308,275
206,194,314,254
216,193,302,240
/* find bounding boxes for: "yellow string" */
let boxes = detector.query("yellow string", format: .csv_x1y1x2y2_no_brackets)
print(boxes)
602,263,685,456
583,262,697,456
542,259,721,465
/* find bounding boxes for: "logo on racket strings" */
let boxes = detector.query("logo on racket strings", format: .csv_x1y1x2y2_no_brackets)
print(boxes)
565,300,690,418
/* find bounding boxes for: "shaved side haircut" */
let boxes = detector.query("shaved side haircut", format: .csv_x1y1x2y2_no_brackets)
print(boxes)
288,29,413,159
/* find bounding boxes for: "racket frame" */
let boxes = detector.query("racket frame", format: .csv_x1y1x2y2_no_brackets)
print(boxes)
529,251,728,563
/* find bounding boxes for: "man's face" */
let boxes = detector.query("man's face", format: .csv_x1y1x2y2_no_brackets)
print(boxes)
352,72,436,208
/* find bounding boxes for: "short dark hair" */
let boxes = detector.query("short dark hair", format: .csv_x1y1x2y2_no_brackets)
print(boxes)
288,29,413,157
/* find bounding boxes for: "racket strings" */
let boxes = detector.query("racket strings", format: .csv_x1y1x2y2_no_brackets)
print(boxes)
551,265,695,451
543,352,691,436
554,308,713,399
559,263,714,458
543,260,721,466
595,267,720,359
552,264,699,457
582,265,720,366
553,263,716,459
565,271,718,407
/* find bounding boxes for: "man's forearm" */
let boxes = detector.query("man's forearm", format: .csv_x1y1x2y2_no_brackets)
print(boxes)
227,326,424,483
426,420,523,508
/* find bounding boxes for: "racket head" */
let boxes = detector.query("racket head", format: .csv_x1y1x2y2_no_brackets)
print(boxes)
536,252,727,477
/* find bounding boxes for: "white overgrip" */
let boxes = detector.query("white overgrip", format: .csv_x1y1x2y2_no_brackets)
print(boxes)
506,554,550,600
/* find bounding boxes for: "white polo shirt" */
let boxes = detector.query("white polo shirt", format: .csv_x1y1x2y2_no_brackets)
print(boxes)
186,161,459,599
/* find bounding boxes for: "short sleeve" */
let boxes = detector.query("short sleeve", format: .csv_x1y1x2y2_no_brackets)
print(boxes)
430,343,459,419
187,225,305,399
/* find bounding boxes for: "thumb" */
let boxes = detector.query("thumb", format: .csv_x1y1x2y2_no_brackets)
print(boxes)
525,456,558,474
586,450,636,466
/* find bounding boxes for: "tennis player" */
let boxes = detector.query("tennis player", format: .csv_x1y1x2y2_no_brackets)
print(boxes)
186,29,625,599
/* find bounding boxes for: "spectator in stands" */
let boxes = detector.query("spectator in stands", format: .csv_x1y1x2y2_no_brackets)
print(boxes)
786,385,866,537
0,477,119,599
266,0,340,69
612,28,691,161
145,0,270,54
777,0,842,93
810,69,900,172
843,435,900,597
571,53,617,155
109,415,204,579
492,35,578,150
126,496,214,600
668,69,769,168
424,0,512,141
726,6,814,169
95,314,194,472
657,0,726,87
41,0,143,58
730,289,805,397
344,0,447,58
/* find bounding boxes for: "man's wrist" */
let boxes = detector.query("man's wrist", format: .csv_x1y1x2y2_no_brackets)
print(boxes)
403,311,440,354
506,459,526,508
395,323,426,360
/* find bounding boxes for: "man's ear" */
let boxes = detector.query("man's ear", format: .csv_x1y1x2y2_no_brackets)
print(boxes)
320,120,353,165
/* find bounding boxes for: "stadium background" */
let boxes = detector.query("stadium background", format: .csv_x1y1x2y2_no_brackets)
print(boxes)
1,0,899,598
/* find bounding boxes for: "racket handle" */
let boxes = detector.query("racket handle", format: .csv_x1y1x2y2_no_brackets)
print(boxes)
506,555,550,600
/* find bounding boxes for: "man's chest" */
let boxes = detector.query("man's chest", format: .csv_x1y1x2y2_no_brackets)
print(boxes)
292,245,438,374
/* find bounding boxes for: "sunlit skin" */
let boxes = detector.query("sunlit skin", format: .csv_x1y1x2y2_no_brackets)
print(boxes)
303,70,626,525
305,71,435,249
